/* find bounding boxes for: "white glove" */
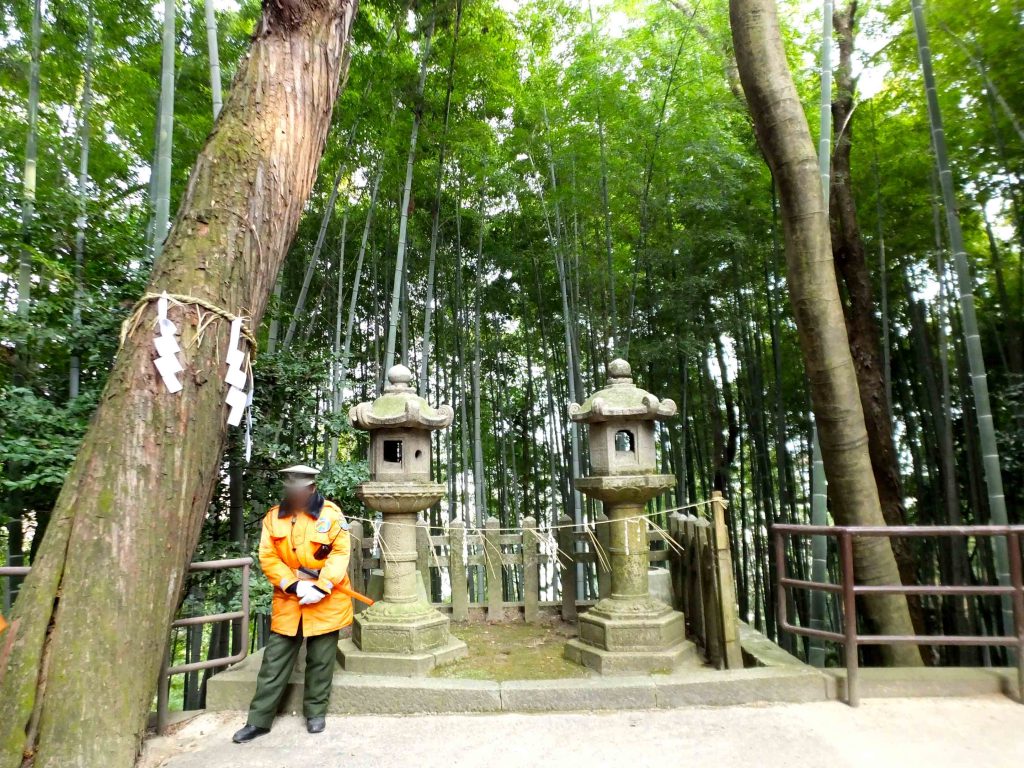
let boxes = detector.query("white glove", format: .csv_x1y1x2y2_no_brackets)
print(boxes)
299,585,327,606
294,580,314,601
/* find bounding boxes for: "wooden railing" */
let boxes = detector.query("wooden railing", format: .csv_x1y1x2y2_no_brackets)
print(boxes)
344,491,742,667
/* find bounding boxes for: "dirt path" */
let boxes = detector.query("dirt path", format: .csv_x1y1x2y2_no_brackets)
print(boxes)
140,696,1024,768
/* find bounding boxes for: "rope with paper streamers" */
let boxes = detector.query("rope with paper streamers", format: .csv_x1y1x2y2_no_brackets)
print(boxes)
343,498,721,534
345,500,724,575
121,291,258,351
123,291,257,460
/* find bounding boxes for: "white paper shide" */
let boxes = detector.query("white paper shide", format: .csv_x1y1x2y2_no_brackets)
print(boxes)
152,292,183,394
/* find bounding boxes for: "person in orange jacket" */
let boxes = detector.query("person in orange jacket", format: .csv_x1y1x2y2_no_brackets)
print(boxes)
233,464,352,743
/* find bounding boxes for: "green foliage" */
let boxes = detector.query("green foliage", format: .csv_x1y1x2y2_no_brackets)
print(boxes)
1,0,1021,672
0,388,93,506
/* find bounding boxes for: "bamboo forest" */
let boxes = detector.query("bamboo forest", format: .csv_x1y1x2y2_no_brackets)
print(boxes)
0,0,1023,765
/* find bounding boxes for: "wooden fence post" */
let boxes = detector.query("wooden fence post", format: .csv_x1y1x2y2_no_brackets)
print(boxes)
523,516,539,623
698,522,723,667
684,519,707,647
416,518,431,601
450,519,468,622
668,513,686,612
348,520,365,614
485,517,502,621
558,514,577,621
711,490,743,668
595,509,611,599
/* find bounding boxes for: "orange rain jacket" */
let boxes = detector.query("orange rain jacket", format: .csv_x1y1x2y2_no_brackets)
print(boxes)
259,496,353,637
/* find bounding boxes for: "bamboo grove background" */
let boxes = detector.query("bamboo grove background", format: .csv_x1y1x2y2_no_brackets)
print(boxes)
1,0,1022,702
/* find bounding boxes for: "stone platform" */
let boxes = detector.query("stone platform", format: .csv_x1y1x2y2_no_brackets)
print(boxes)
204,620,1021,715
205,647,830,715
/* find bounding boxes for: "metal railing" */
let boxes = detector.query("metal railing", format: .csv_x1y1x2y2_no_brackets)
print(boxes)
773,524,1024,706
1,558,252,734
156,557,252,732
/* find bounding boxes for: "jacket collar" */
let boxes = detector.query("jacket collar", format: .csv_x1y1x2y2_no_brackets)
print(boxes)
277,491,325,519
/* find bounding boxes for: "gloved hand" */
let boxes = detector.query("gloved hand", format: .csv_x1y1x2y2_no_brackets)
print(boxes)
299,585,328,606
294,580,314,601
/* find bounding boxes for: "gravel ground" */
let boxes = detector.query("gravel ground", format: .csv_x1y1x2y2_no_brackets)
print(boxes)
139,696,1024,768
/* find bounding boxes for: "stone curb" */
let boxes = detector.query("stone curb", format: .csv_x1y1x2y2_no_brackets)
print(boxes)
206,658,833,715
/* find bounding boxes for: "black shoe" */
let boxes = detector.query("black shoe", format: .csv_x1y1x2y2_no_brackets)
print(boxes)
306,716,326,734
232,724,270,743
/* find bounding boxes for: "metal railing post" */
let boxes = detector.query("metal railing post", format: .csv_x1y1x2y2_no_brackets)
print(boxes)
839,530,859,707
774,529,787,628
156,657,171,734
1007,532,1024,703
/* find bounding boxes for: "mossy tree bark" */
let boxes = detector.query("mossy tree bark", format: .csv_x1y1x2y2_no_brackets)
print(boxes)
0,2,358,766
729,0,921,664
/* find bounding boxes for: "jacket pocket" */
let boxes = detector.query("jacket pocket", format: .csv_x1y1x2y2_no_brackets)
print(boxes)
309,531,333,561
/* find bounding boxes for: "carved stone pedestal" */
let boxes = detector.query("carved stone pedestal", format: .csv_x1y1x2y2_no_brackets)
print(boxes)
564,479,697,674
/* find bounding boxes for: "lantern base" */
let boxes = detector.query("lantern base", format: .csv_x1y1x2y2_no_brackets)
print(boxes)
564,596,699,674
337,635,468,676
339,598,468,675
563,637,699,675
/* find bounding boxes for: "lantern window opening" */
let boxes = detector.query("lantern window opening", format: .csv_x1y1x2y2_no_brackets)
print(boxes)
614,429,635,453
383,439,403,463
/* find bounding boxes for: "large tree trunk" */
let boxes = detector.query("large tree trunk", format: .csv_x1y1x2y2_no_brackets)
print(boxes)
0,3,357,766
729,0,921,664
829,3,920,603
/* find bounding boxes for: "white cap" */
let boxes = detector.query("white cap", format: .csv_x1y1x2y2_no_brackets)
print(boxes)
280,464,320,489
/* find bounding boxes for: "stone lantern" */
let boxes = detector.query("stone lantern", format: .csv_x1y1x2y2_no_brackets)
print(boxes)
564,358,697,673
337,364,468,674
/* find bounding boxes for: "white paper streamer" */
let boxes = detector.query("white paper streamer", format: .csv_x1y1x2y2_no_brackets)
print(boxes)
153,291,183,393
223,316,254,435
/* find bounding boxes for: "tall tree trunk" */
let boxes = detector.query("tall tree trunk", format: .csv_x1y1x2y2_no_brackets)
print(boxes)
5,0,43,630
472,179,487,526
729,0,920,664
17,0,42,325
204,0,223,119
830,3,918,596
418,0,463,395
910,0,1013,635
329,212,349,463
808,0,834,664
587,0,617,350
152,0,176,259
623,31,687,355
0,4,357,766
339,163,384,386
535,112,583,535
385,11,435,371
70,4,96,400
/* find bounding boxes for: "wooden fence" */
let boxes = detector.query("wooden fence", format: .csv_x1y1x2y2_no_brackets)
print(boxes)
345,491,743,668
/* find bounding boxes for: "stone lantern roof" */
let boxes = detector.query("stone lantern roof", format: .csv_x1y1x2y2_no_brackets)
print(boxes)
349,364,454,431
569,358,677,424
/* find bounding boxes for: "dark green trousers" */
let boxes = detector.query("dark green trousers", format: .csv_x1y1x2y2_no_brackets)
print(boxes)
246,623,339,729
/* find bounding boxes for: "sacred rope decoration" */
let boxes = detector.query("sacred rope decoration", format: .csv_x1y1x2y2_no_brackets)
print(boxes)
122,291,258,460
344,498,723,577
